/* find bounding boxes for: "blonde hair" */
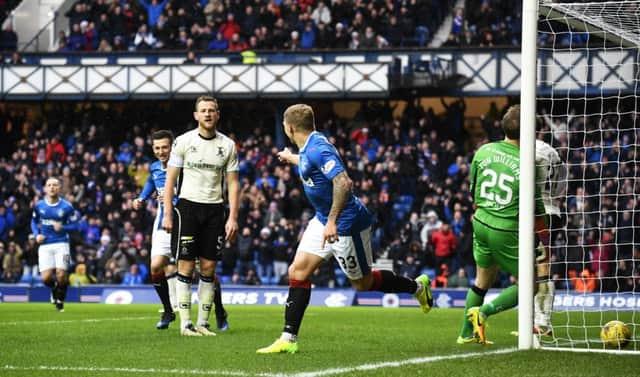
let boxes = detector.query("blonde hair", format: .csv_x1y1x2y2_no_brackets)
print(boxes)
502,104,520,140
284,104,315,132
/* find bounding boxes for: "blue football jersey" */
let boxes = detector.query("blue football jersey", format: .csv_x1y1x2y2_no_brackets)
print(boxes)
298,131,372,234
139,161,167,202
31,199,79,245
138,160,177,229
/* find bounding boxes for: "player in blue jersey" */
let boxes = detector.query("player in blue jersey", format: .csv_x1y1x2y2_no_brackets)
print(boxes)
134,130,229,331
133,130,179,329
257,104,433,354
31,177,80,312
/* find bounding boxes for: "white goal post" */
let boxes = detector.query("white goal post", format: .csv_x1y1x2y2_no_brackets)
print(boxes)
520,0,639,353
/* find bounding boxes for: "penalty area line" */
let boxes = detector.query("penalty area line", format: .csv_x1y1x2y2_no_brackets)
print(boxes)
2,348,518,377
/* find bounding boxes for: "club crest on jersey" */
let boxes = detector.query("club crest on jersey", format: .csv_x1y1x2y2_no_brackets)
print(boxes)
217,147,224,157
57,209,64,218
321,159,336,174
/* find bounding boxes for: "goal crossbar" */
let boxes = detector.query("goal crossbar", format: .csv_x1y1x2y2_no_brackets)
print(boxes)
539,0,640,48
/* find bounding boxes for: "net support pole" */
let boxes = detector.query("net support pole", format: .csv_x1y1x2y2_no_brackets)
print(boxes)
518,0,538,351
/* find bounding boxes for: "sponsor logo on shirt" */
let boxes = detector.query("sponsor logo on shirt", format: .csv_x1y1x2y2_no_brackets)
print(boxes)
321,159,336,174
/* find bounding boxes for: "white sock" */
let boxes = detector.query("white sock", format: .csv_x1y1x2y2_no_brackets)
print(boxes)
196,276,214,327
540,281,555,327
281,332,297,342
534,281,546,327
167,275,177,309
176,277,192,329
415,281,424,295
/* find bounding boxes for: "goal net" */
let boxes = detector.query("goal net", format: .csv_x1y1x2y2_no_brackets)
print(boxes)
533,0,639,353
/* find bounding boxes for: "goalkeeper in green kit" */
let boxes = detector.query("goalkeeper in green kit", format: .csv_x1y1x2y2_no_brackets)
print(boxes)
457,105,547,345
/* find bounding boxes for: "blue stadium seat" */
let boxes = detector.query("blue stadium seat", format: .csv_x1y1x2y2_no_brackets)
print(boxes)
421,268,436,282
334,268,347,287
398,195,415,206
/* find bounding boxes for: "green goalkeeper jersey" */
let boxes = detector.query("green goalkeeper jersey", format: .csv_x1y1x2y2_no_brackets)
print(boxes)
470,141,544,231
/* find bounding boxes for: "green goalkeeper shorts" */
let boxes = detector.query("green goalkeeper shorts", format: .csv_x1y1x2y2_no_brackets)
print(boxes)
472,218,519,277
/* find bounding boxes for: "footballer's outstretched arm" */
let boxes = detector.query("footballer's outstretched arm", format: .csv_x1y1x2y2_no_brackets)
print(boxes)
277,147,300,166
322,171,352,247
225,171,240,242
161,165,180,232
328,171,352,224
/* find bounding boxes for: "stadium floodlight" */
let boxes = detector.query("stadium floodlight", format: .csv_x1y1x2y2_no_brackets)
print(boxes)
520,0,639,354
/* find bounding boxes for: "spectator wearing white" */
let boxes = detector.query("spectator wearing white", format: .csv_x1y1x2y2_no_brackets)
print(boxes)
333,22,349,48
311,1,332,26
541,108,573,144
420,210,443,250
288,30,301,51
375,34,389,49
349,31,360,50
134,24,156,50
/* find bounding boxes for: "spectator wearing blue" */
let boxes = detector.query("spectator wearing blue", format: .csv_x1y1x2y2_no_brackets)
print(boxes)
121,263,145,285
452,8,464,35
208,31,228,51
255,170,276,189
138,0,169,27
0,204,15,242
1,25,18,52
68,23,88,51
117,142,133,165
85,217,101,245
300,22,316,49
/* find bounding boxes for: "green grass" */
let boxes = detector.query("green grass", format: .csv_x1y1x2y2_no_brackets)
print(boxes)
0,304,638,377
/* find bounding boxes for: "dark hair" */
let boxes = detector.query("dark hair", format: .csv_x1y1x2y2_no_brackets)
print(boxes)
194,95,219,112
151,129,174,142
502,104,520,140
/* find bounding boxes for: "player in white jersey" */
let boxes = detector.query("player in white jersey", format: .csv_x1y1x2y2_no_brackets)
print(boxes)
534,139,567,336
162,96,240,336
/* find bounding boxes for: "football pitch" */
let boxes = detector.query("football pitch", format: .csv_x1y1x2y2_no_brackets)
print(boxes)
0,304,637,377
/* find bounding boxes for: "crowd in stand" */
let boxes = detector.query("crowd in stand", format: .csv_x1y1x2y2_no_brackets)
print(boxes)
443,1,521,48
0,0,603,56
53,0,453,52
0,98,638,292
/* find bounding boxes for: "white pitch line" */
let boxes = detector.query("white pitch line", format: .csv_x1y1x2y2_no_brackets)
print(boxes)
2,348,518,377
0,316,155,326
279,348,518,377
1,365,259,376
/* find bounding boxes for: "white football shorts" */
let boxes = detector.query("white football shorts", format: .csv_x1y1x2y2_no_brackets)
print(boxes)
38,242,70,271
298,217,373,280
152,214,173,259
